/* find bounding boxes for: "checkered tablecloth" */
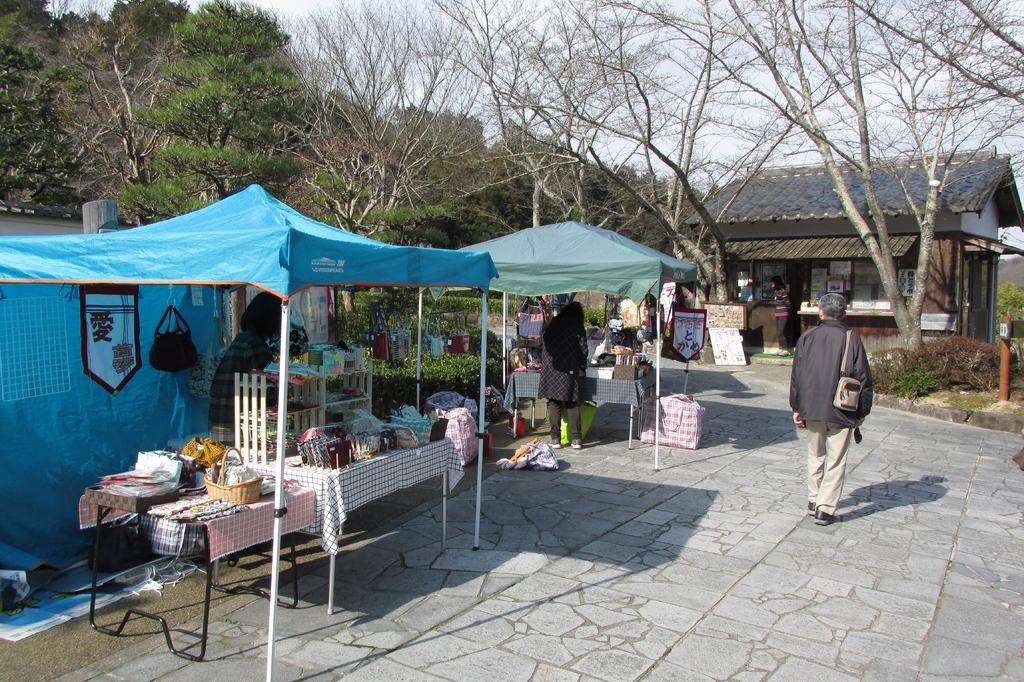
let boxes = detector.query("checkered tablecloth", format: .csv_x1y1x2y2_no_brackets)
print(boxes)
502,370,655,411
79,488,316,562
251,439,462,555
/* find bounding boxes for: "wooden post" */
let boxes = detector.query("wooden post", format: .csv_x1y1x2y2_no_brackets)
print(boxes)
1000,311,1012,401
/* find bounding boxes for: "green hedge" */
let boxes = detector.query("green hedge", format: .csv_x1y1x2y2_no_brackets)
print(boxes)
370,352,503,415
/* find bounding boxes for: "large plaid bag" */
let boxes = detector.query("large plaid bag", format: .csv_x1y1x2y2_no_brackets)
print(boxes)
438,407,477,465
641,394,704,450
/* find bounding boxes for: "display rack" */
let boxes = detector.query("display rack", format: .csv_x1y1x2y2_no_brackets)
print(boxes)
233,363,373,464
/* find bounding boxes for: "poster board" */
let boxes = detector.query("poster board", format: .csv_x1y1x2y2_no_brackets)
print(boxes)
708,328,747,365
670,307,706,361
705,304,746,329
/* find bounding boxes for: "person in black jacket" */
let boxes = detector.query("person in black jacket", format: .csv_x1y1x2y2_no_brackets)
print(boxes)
790,293,873,526
539,302,589,449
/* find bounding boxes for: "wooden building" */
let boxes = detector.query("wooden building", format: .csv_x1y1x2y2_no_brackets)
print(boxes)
697,151,1024,351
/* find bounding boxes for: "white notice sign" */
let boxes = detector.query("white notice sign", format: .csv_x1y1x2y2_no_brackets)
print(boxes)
708,328,747,366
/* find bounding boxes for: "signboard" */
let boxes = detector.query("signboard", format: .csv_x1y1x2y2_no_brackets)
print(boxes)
705,304,745,329
670,307,706,361
898,269,916,296
80,285,141,394
708,328,747,365
920,313,956,332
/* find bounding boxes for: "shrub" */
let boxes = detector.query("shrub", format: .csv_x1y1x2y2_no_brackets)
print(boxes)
910,336,999,392
869,348,913,396
370,352,502,416
890,363,941,398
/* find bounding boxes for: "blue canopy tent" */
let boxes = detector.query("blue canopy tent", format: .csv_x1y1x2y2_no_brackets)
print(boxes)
0,185,496,678
461,222,697,471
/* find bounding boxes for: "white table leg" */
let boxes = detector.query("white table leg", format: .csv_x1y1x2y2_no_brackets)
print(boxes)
327,552,336,616
628,405,634,450
531,398,536,429
442,470,449,551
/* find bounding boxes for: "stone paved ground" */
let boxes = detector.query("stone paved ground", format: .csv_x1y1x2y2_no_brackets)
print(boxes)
58,361,1024,681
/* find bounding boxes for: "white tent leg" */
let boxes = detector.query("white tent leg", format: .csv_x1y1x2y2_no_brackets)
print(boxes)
474,290,488,550
266,298,292,682
416,288,424,408
655,303,661,472
502,292,507,386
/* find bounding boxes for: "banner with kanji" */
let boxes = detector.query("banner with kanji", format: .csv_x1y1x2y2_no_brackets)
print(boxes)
670,307,707,362
80,285,141,394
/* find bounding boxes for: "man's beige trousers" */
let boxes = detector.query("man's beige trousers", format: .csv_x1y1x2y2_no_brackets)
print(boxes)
805,420,853,515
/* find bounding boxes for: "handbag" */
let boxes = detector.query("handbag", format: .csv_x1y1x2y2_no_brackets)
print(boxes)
389,314,411,361
447,314,470,354
833,330,863,412
90,516,153,573
1012,448,1024,471
189,343,225,399
424,315,445,357
517,305,545,338
149,305,198,372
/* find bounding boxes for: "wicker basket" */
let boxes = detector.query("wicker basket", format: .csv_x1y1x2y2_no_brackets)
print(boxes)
205,448,263,504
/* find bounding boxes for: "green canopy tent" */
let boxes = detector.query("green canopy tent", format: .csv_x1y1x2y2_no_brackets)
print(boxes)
460,222,698,470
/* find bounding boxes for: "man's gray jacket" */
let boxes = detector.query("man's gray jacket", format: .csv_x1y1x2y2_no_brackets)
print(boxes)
789,319,873,428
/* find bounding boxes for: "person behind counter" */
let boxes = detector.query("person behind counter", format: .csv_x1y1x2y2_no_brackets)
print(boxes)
771,276,792,355
207,292,282,444
539,301,589,449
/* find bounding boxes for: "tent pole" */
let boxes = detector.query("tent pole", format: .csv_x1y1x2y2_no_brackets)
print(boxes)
502,292,507,386
416,288,424,409
474,289,488,550
266,298,291,682
654,298,661,472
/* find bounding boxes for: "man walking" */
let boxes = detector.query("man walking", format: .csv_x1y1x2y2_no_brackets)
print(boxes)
790,293,873,526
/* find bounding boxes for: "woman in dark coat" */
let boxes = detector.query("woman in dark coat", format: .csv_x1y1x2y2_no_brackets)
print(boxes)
538,301,589,449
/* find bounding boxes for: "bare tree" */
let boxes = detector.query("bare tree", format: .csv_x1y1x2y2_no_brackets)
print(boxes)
712,0,1010,348
286,1,485,231
60,5,181,201
440,0,794,299
435,0,601,228
855,0,1024,111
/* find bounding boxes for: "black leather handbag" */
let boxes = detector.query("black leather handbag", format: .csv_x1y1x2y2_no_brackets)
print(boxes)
149,305,198,372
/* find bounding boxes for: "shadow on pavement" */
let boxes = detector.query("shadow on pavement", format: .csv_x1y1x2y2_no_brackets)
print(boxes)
838,475,948,521
222,471,716,677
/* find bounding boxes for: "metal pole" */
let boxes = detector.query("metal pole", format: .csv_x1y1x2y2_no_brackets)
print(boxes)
265,298,291,682
1000,311,1011,401
655,300,661,471
416,288,424,408
683,360,690,395
474,290,488,550
502,292,508,386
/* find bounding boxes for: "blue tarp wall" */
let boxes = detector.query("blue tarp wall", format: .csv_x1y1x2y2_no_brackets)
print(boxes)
0,283,216,569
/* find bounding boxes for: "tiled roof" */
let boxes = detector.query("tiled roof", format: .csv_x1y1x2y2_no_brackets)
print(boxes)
727,235,918,260
0,199,82,220
699,153,1020,227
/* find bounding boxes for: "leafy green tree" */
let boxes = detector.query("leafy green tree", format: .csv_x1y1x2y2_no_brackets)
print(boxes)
122,0,301,221
0,40,77,204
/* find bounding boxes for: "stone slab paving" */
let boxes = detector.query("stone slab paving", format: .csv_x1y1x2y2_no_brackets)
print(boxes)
60,362,1024,681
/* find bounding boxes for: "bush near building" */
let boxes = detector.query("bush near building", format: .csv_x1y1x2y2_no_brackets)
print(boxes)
870,336,1000,398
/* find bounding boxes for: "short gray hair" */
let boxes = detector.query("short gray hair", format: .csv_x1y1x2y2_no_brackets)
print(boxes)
819,293,847,319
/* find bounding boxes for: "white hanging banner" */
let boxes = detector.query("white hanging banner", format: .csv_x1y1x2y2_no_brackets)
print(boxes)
80,285,141,394
671,307,706,362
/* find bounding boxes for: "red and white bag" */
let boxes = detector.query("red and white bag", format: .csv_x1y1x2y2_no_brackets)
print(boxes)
641,394,704,450
438,406,478,465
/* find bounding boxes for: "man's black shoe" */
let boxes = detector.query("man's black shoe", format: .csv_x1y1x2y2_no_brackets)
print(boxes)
807,501,816,515
814,509,836,526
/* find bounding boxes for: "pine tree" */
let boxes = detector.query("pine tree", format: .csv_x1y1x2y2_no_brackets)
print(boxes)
121,0,301,221
0,40,77,204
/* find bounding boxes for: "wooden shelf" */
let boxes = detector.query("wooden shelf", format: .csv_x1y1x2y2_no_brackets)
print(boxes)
234,364,373,465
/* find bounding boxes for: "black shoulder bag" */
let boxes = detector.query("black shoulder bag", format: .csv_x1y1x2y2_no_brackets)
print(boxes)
149,305,199,372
